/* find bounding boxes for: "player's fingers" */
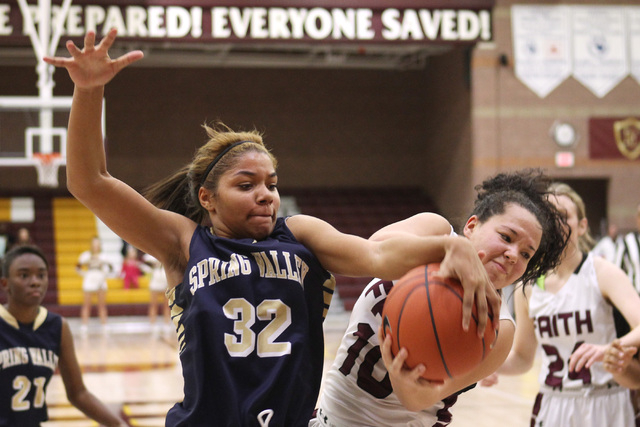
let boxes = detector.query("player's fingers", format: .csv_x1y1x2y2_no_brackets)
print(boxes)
99,28,118,51
488,287,502,331
570,346,593,371
569,357,583,372
391,348,408,372
424,377,444,387
66,40,82,58
112,50,144,73
379,330,394,366
84,31,96,50
460,291,474,332
584,353,599,369
474,289,488,337
568,347,585,371
43,56,71,67
408,364,426,381
477,250,500,332
603,359,621,373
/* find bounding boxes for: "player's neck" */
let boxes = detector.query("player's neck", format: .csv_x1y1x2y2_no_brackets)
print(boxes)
557,246,583,276
5,302,40,324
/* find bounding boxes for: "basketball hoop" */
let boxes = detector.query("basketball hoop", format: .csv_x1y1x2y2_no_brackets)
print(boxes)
33,153,62,188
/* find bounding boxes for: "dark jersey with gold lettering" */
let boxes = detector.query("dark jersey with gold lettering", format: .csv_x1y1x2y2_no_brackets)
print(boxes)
166,218,335,426
0,306,61,427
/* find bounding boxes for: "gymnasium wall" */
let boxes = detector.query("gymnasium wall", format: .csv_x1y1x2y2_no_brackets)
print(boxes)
0,47,472,225
471,0,640,234
2,0,639,234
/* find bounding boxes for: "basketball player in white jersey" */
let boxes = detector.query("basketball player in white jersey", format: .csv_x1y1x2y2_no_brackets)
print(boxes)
310,170,569,426
490,183,640,427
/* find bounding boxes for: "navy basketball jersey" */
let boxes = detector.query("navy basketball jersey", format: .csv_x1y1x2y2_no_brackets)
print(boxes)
0,306,61,427
166,218,336,426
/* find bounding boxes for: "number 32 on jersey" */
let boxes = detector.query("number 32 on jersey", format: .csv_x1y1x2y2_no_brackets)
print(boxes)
223,298,292,358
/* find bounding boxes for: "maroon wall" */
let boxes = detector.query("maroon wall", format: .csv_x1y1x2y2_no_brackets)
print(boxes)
0,47,472,222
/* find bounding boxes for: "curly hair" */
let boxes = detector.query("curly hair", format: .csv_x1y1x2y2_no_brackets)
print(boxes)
471,168,569,285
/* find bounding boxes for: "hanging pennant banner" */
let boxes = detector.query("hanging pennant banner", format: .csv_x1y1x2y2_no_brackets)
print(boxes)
630,7,640,86
511,5,571,98
572,6,628,98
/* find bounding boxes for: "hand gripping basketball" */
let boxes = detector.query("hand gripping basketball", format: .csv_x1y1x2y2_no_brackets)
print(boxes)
382,263,497,381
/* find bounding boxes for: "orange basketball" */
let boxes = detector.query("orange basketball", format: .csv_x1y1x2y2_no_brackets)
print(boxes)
382,263,497,381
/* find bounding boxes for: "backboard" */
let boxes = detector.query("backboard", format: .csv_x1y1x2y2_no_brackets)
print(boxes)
0,95,105,187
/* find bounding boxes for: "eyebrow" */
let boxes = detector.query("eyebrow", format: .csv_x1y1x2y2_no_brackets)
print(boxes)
15,267,47,273
233,170,277,178
505,227,537,253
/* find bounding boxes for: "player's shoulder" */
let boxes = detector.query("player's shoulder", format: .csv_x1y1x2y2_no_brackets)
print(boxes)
361,277,393,300
350,278,393,318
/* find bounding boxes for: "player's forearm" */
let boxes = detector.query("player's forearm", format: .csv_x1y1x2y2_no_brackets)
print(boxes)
620,325,640,349
496,350,534,376
67,86,108,197
612,358,640,390
393,382,443,412
373,234,449,279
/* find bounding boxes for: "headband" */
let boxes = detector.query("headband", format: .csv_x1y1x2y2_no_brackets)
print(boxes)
200,140,254,188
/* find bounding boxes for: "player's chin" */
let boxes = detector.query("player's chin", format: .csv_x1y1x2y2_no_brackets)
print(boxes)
487,271,511,290
249,218,276,239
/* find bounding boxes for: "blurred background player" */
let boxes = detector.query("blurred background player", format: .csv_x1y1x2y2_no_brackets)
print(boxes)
486,183,640,427
76,236,113,331
592,222,620,263
617,203,640,294
120,246,147,290
0,245,127,427
142,253,170,330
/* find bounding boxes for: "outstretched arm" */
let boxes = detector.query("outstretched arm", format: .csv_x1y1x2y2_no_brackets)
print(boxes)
288,213,501,335
369,212,500,334
44,30,194,282
57,319,127,426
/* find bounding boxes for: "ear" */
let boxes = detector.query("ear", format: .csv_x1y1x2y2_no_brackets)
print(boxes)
577,217,588,237
198,187,216,212
0,278,8,294
463,215,479,239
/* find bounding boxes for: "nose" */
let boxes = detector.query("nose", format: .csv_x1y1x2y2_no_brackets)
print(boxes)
257,184,274,205
30,274,44,286
505,246,518,264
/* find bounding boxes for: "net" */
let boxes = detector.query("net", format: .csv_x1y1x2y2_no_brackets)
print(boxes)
33,153,61,188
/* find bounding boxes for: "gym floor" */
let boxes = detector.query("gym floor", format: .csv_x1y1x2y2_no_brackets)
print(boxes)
43,304,538,426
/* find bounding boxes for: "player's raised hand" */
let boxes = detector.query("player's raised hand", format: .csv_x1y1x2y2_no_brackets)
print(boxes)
43,28,143,89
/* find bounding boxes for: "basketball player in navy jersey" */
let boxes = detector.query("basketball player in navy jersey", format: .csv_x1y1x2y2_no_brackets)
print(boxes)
45,30,504,426
0,245,126,427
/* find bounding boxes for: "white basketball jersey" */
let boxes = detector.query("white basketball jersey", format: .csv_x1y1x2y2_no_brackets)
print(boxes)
529,252,617,390
314,277,513,427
